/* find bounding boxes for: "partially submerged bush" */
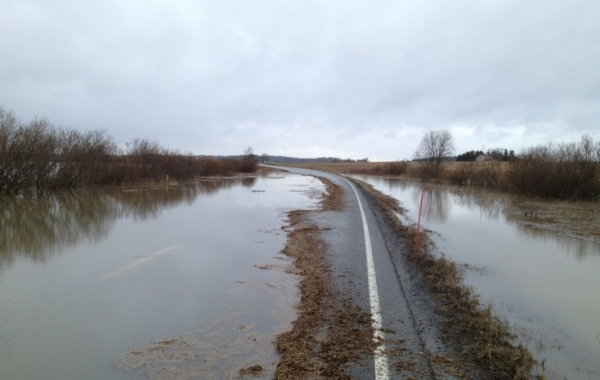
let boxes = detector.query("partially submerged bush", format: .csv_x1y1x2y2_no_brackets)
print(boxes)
0,106,258,194
505,135,600,199
381,161,408,175
417,135,600,200
0,108,119,194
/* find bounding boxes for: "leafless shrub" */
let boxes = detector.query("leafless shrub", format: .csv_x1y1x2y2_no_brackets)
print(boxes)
409,163,441,181
0,106,124,194
220,159,238,176
380,161,408,175
448,162,475,185
235,155,259,173
506,135,600,199
472,161,504,188
0,106,258,194
53,128,117,188
197,157,224,176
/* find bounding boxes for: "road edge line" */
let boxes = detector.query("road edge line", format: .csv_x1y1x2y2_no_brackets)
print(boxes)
341,177,390,380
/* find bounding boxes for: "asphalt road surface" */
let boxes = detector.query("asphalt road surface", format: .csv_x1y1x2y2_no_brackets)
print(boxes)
268,166,451,380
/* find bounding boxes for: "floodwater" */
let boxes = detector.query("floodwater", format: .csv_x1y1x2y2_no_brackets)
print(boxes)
0,173,324,380
353,176,600,380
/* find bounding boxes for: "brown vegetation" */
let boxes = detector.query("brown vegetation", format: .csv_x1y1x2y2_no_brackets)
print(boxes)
0,107,257,194
504,135,600,199
278,161,409,177
350,178,539,379
239,365,264,377
426,134,600,200
274,179,381,379
347,161,409,176
286,134,600,201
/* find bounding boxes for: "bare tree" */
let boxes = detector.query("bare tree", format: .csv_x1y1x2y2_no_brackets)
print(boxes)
0,106,261,193
414,129,455,175
244,146,254,158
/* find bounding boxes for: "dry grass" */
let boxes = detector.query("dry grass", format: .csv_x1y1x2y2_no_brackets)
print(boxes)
283,156,600,200
318,176,344,211
349,177,539,379
239,365,264,377
281,161,510,179
277,161,386,175
280,161,492,182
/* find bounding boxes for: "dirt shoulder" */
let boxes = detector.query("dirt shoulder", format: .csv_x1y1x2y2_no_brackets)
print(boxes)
274,178,380,379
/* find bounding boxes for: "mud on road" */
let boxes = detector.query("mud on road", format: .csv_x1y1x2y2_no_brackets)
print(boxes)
274,178,380,379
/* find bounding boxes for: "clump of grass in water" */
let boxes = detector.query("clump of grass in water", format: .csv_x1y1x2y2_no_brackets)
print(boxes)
350,177,541,379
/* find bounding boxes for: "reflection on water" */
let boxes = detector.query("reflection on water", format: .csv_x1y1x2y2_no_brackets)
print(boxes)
367,177,600,258
421,189,450,223
384,180,450,223
353,175,600,379
450,190,506,221
0,178,256,267
0,173,320,380
509,219,597,260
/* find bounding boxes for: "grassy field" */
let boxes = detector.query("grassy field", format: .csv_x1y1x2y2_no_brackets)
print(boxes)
279,159,599,200
278,160,507,178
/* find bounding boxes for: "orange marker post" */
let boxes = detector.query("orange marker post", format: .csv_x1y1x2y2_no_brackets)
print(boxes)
414,190,425,251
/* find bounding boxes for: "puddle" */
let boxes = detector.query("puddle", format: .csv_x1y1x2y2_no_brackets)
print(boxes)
0,172,325,379
352,176,600,379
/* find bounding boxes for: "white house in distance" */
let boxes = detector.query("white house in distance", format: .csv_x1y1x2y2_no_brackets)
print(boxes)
475,154,494,162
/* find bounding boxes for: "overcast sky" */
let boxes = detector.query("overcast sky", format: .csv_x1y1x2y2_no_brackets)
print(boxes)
2,0,599,160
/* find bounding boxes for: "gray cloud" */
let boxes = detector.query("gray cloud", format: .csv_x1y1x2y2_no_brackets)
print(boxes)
2,0,599,160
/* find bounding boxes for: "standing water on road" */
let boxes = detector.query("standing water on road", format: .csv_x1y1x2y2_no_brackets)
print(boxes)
353,176,600,380
0,172,324,380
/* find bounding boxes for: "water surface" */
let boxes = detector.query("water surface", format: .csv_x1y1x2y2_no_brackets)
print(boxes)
0,173,323,379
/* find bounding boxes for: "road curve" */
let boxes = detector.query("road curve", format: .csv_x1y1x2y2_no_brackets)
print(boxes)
266,165,448,379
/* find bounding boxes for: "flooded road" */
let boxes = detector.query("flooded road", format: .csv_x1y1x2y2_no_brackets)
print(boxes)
0,173,324,379
353,176,600,379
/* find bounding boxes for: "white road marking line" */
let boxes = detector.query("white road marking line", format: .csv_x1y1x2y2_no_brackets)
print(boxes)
102,244,180,279
341,177,390,380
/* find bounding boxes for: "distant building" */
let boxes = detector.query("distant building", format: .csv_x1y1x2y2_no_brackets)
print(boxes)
475,154,494,162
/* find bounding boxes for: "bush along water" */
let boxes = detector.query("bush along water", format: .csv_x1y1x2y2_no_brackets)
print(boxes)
0,107,257,195
427,135,600,201
504,135,600,200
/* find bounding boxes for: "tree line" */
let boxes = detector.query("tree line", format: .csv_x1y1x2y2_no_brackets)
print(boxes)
0,107,257,195
415,129,600,200
455,149,516,162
